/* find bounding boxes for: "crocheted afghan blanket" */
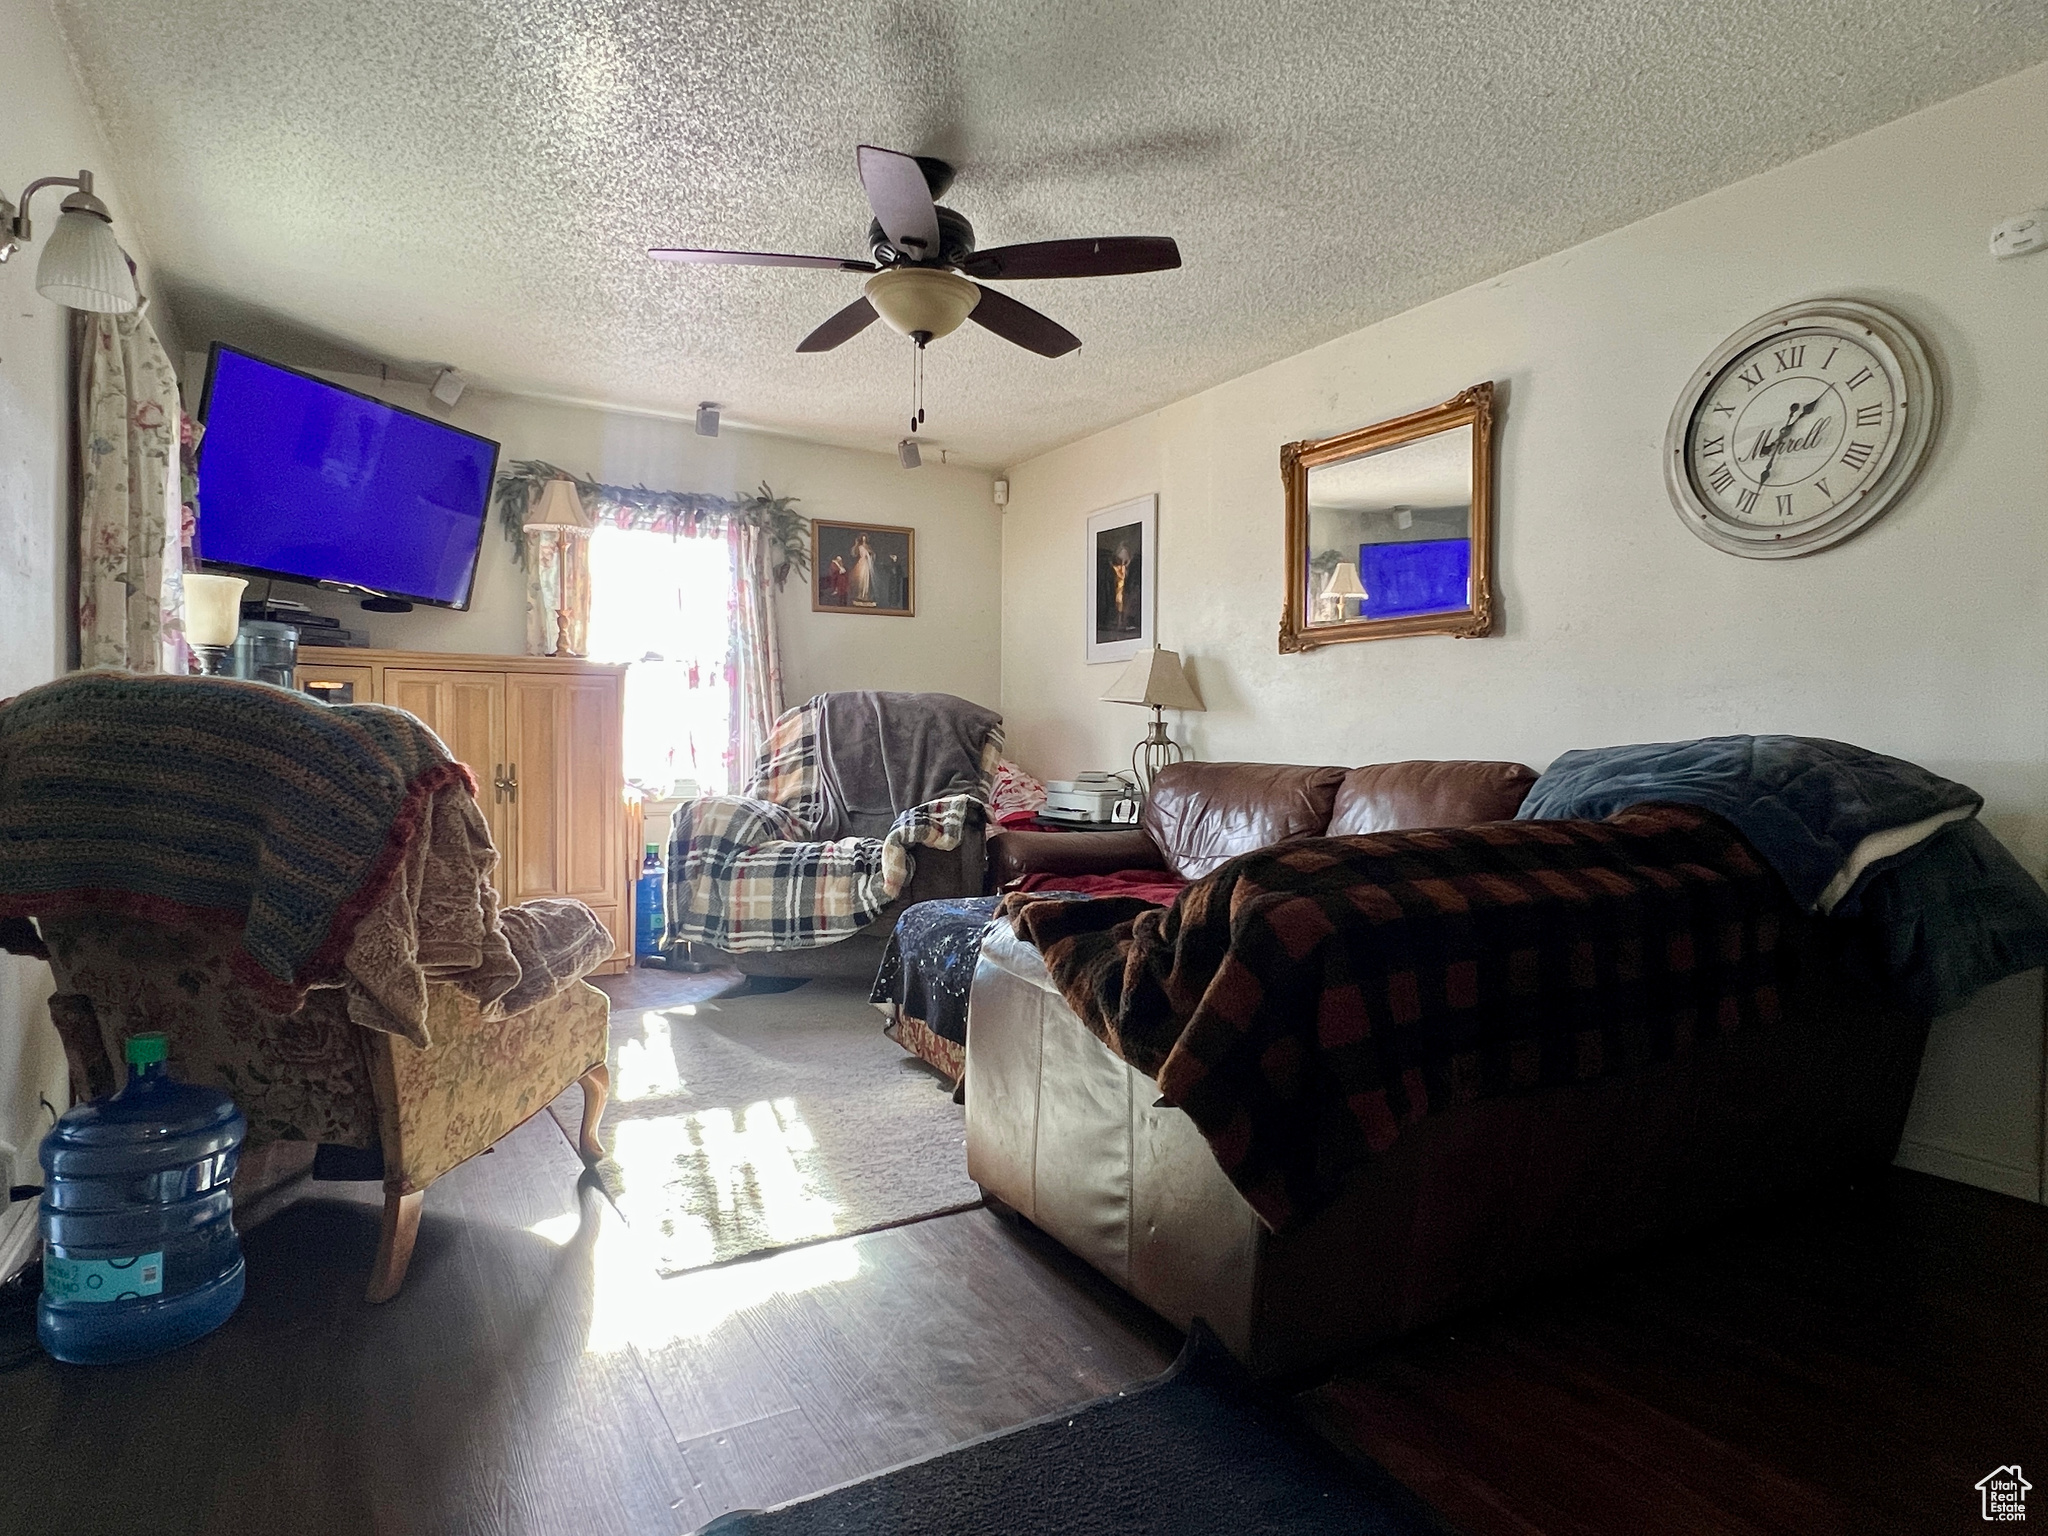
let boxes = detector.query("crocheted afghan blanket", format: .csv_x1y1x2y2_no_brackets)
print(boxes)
0,672,477,1019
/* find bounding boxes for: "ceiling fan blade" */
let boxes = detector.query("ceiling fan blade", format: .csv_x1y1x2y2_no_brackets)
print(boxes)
649,247,877,272
957,237,1182,281
967,284,1081,358
856,145,942,260
796,296,881,353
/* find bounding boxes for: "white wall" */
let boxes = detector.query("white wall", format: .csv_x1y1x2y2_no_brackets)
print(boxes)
1000,65,2048,1199
0,0,176,1204
190,378,1003,711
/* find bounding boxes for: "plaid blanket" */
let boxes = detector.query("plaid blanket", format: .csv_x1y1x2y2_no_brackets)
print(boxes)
999,805,1797,1231
667,697,1000,951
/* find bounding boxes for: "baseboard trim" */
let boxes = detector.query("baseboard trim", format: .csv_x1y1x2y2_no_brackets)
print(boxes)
1894,1137,2040,1202
0,1198,37,1284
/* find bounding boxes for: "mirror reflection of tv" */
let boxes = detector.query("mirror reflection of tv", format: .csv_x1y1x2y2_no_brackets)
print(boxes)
194,344,500,609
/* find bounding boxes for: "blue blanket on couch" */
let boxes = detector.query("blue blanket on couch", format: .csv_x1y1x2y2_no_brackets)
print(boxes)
1520,734,2048,1016
1518,734,1981,911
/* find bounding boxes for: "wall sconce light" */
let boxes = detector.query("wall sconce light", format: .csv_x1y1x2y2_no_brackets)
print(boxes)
0,169,139,313
182,572,248,675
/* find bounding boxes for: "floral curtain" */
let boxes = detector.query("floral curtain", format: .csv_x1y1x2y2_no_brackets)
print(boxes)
523,525,592,657
726,518,783,787
160,411,202,675
75,309,179,671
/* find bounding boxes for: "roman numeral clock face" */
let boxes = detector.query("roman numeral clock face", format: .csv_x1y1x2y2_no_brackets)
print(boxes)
1665,301,1938,558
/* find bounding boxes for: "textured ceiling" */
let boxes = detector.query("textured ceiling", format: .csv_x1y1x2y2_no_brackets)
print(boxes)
52,0,2048,466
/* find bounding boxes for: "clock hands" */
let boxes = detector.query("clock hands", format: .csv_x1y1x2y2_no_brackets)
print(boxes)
1754,394,1824,491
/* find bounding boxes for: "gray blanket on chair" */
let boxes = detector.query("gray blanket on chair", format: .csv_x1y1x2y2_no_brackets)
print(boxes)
815,692,1001,840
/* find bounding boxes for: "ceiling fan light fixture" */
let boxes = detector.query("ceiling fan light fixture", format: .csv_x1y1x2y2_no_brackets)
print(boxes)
863,267,979,342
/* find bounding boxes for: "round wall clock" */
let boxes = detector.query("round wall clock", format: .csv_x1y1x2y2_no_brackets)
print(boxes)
1664,299,1938,558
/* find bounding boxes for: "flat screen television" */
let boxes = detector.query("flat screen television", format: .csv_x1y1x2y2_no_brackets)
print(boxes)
195,344,500,609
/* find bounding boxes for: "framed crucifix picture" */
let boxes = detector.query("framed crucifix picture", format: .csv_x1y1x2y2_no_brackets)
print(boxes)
1084,494,1156,665
812,519,915,617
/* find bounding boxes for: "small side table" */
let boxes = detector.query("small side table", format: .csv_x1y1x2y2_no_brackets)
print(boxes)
1015,815,1124,833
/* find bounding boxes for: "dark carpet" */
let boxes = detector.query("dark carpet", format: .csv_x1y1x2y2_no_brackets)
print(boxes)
695,1322,1453,1536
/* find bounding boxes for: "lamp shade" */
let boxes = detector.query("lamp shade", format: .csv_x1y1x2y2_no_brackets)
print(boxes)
1101,646,1204,711
182,573,247,648
36,208,138,313
1323,561,1366,599
526,478,591,529
864,267,981,340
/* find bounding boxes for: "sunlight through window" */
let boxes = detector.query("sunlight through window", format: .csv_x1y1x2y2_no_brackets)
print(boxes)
586,524,734,795
617,1009,684,1101
527,1207,863,1354
606,1097,840,1277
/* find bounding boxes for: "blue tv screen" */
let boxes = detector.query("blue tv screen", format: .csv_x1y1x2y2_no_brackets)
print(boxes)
195,346,500,608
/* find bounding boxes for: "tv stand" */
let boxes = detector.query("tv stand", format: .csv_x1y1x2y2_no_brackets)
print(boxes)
360,597,414,613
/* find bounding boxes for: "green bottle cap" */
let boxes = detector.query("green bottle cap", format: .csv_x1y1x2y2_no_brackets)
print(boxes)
124,1032,169,1067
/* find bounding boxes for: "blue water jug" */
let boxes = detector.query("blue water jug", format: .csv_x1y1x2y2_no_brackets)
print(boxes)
635,844,666,959
38,1032,247,1364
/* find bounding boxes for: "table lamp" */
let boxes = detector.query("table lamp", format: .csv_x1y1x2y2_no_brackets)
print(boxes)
1321,560,1366,622
1101,646,1205,792
525,478,593,657
182,572,247,675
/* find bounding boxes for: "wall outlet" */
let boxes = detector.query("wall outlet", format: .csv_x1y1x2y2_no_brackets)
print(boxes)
1990,210,2047,259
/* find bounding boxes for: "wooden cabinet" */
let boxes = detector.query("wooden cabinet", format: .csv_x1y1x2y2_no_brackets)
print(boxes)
294,649,631,972
501,673,625,954
385,668,510,854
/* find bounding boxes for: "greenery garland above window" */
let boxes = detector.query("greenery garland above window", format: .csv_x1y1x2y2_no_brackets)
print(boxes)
492,459,811,589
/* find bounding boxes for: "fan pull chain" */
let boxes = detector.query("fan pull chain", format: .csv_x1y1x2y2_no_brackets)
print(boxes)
909,339,929,435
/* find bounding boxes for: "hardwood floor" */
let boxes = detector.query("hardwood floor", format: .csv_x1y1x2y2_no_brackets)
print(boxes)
0,1103,1175,1536
1304,1169,2048,1536
6,957,2044,1536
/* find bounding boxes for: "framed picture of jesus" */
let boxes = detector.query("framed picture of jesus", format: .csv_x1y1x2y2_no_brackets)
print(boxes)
812,519,915,617
1084,494,1156,664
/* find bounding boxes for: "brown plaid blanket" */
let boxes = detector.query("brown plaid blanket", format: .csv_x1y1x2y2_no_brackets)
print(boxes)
999,804,1798,1231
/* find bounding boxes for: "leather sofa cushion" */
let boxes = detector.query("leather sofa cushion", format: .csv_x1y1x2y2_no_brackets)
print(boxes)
1141,762,1346,880
1326,759,1539,836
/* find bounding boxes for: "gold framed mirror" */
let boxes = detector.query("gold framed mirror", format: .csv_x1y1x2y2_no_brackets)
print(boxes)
1279,381,1496,652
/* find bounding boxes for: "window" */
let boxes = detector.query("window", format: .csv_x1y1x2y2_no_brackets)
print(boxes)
585,525,733,796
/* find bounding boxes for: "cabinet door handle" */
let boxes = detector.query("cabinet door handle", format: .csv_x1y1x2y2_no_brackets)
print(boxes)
505,764,518,803
492,763,505,804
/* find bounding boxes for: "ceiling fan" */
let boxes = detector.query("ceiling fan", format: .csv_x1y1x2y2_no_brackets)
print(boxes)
650,145,1181,361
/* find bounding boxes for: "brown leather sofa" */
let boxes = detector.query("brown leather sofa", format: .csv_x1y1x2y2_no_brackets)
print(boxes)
966,760,1931,1377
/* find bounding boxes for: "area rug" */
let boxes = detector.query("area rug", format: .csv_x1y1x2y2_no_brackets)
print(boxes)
547,972,980,1275
693,1323,1454,1536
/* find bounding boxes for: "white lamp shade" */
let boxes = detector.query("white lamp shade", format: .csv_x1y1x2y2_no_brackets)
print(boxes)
526,478,591,529
1323,561,1367,599
182,572,247,648
1101,646,1205,711
36,209,138,313
864,268,981,340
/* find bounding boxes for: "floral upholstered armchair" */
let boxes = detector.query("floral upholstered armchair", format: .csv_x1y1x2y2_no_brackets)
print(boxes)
0,672,617,1303
35,909,613,1302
